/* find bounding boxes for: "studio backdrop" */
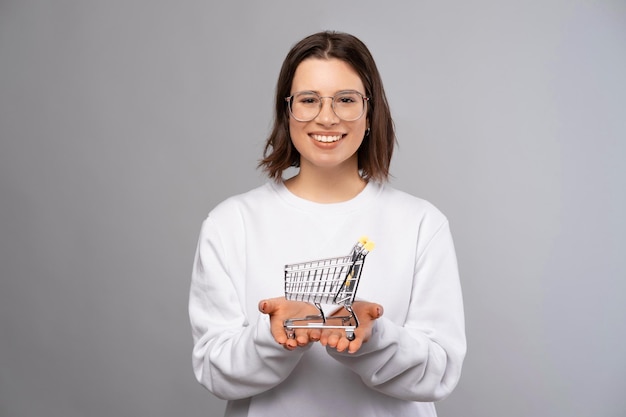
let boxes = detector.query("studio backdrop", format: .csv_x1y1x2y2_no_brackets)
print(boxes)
1,1,625,416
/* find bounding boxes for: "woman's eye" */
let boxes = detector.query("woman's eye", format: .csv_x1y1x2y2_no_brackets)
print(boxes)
299,96,319,104
337,96,357,104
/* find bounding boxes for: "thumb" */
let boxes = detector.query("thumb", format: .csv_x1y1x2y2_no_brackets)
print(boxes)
259,297,281,314
258,299,271,314
369,303,384,319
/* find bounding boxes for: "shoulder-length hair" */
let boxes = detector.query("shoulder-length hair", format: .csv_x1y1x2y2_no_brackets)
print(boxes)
259,31,396,182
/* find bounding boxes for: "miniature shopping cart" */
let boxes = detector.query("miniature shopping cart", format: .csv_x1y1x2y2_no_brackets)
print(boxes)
283,237,375,341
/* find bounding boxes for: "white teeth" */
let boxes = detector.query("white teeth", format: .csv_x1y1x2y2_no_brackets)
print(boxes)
311,134,342,143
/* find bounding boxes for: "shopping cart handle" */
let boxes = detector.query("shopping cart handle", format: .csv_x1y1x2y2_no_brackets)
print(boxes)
359,236,375,252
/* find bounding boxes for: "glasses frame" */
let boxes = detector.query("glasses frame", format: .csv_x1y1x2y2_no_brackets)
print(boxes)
285,90,370,122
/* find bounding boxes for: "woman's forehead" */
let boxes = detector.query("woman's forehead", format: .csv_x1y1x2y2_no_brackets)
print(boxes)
291,58,365,94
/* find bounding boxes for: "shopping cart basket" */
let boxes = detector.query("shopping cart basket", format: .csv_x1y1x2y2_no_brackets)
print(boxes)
283,236,375,341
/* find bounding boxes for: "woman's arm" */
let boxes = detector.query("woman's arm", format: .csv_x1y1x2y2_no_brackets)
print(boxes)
325,221,466,402
189,217,309,400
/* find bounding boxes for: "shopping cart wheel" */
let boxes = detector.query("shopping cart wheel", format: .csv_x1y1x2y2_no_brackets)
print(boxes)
346,330,355,341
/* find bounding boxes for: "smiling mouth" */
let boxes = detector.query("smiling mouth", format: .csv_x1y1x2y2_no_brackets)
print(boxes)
311,134,343,143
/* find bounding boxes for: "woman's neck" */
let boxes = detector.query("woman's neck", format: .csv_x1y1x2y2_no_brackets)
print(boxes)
284,166,367,203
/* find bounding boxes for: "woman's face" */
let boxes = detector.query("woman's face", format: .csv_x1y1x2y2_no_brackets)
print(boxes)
288,58,368,174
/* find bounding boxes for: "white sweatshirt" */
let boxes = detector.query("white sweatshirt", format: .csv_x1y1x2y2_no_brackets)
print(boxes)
189,181,466,417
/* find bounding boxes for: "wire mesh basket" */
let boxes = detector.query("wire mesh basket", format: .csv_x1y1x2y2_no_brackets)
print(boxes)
283,237,375,341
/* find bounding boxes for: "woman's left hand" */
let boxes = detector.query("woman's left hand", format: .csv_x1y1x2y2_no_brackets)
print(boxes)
320,300,383,354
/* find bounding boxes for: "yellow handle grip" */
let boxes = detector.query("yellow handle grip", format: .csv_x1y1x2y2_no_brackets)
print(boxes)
359,236,375,251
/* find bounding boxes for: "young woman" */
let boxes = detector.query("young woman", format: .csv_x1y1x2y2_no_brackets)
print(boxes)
189,31,466,417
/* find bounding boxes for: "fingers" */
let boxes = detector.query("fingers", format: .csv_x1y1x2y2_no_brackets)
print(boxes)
347,338,363,354
320,329,364,353
309,328,321,342
295,329,312,347
319,329,345,349
270,318,289,346
282,328,317,350
258,297,383,353
319,302,384,354
259,298,319,349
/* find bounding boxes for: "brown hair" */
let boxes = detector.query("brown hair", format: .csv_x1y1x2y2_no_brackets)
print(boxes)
258,31,396,182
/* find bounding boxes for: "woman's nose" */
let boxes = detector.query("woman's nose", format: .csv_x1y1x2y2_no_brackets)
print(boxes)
315,97,339,124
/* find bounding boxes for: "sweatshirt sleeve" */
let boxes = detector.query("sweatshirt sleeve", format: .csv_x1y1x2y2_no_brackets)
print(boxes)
327,220,466,402
189,215,307,400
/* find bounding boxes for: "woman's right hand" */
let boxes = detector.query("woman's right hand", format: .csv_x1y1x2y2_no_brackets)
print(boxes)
258,297,322,350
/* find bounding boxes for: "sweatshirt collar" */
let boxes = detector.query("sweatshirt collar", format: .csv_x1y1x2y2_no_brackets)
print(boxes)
269,180,382,215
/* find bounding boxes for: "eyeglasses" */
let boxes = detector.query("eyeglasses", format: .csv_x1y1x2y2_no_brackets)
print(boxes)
285,90,369,122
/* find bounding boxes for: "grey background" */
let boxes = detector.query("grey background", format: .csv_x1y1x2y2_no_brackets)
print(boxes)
1,1,625,416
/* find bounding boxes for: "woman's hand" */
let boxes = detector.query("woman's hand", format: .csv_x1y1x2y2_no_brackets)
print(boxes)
320,301,383,354
258,297,322,351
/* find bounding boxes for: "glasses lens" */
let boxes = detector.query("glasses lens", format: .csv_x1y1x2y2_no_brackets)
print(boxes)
333,92,365,121
290,92,321,121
